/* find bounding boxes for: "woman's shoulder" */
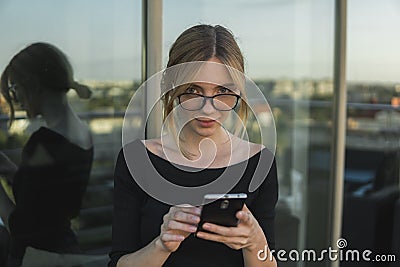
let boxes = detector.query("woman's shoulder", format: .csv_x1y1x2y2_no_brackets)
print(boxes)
141,137,179,161
56,121,92,150
230,137,266,161
142,138,163,156
121,138,167,164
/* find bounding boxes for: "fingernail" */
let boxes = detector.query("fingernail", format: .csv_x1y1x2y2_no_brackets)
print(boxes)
203,223,210,229
189,226,197,232
192,216,200,223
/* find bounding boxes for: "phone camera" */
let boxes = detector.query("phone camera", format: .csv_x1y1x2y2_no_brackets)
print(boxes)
220,200,229,209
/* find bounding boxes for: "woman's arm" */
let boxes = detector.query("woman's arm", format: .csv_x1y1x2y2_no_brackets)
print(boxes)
116,205,201,267
240,208,277,267
110,151,201,267
116,237,171,267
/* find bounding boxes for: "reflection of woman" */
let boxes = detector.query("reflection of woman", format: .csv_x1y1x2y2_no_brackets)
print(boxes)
0,42,93,266
109,25,278,267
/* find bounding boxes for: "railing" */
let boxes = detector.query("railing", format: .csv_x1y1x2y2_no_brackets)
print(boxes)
0,111,127,122
0,100,399,123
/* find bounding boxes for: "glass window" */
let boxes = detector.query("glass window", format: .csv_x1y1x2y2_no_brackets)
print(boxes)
163,1,334,266
0,0,141,264
342,0,400,263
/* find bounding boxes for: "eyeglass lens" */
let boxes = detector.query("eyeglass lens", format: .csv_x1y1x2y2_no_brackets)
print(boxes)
179,93,238,111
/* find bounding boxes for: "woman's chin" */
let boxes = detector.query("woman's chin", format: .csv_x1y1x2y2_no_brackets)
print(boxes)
195,128,217,138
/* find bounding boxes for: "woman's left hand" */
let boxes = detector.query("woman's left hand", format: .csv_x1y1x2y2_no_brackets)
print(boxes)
195,204,266,251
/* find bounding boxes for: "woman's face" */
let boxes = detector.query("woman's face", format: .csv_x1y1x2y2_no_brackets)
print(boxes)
176,57,240,140
8,78,40,119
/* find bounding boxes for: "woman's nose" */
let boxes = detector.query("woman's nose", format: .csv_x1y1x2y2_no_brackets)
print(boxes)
201,98,216,114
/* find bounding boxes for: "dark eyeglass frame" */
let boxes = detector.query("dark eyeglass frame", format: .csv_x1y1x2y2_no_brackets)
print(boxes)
8,83,19,103
177,93,240,111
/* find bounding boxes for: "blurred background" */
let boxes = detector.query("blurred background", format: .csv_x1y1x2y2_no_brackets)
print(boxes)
0,1,399,266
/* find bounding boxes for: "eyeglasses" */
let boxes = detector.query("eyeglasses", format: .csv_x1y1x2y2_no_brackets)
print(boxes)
8,83,19,103
177,93,240,111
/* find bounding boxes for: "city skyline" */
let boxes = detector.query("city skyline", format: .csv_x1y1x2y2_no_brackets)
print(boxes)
0,0,399,83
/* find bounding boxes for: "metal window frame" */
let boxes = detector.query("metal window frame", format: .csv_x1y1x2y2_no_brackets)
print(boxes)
329,1,347,267
142,0,163,138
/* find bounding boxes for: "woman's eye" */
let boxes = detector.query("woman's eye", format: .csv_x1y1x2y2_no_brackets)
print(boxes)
186,86,198,93
218,87,231,94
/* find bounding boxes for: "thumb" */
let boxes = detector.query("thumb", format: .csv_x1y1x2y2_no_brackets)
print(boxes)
237,204,252,224
242,204,250,212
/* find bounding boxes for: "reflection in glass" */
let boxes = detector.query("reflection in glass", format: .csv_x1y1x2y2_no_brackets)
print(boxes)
0,43,94,266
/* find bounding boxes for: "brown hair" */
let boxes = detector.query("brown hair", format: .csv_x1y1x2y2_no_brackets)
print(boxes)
162,24,249,134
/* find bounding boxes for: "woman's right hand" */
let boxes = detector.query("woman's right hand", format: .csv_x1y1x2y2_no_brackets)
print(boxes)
155,205,201,253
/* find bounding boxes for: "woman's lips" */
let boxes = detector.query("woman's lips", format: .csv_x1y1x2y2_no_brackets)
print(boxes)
195,118,217,127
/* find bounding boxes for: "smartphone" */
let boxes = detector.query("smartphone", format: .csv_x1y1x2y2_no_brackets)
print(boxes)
197,193,247,232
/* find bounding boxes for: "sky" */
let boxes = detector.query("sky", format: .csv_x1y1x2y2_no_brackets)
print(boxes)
0,0,399,83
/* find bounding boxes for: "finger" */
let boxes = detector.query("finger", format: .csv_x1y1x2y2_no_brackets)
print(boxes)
196,231,247,247
170,210,201,224
167,220,197,233
172,205,202,216
175,204,202,214
201,223,242,237
161,233,185,242
236,205,253,225
236,210,252,224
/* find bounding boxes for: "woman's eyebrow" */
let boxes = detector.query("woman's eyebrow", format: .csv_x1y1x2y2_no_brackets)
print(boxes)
221,83,236,88
219,83,239,93
190,83,238,93
189,84,204,91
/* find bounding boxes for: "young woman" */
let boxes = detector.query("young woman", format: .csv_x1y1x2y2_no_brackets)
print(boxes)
0,42,93,266
109,25,278,267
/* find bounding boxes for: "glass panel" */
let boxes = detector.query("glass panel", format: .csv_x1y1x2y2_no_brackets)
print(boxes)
342,1,400,265
163,1,334,266
0,0,141,264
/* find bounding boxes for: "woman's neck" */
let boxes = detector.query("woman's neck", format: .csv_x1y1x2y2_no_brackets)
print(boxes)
177,127,231,160
40,94,76,131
